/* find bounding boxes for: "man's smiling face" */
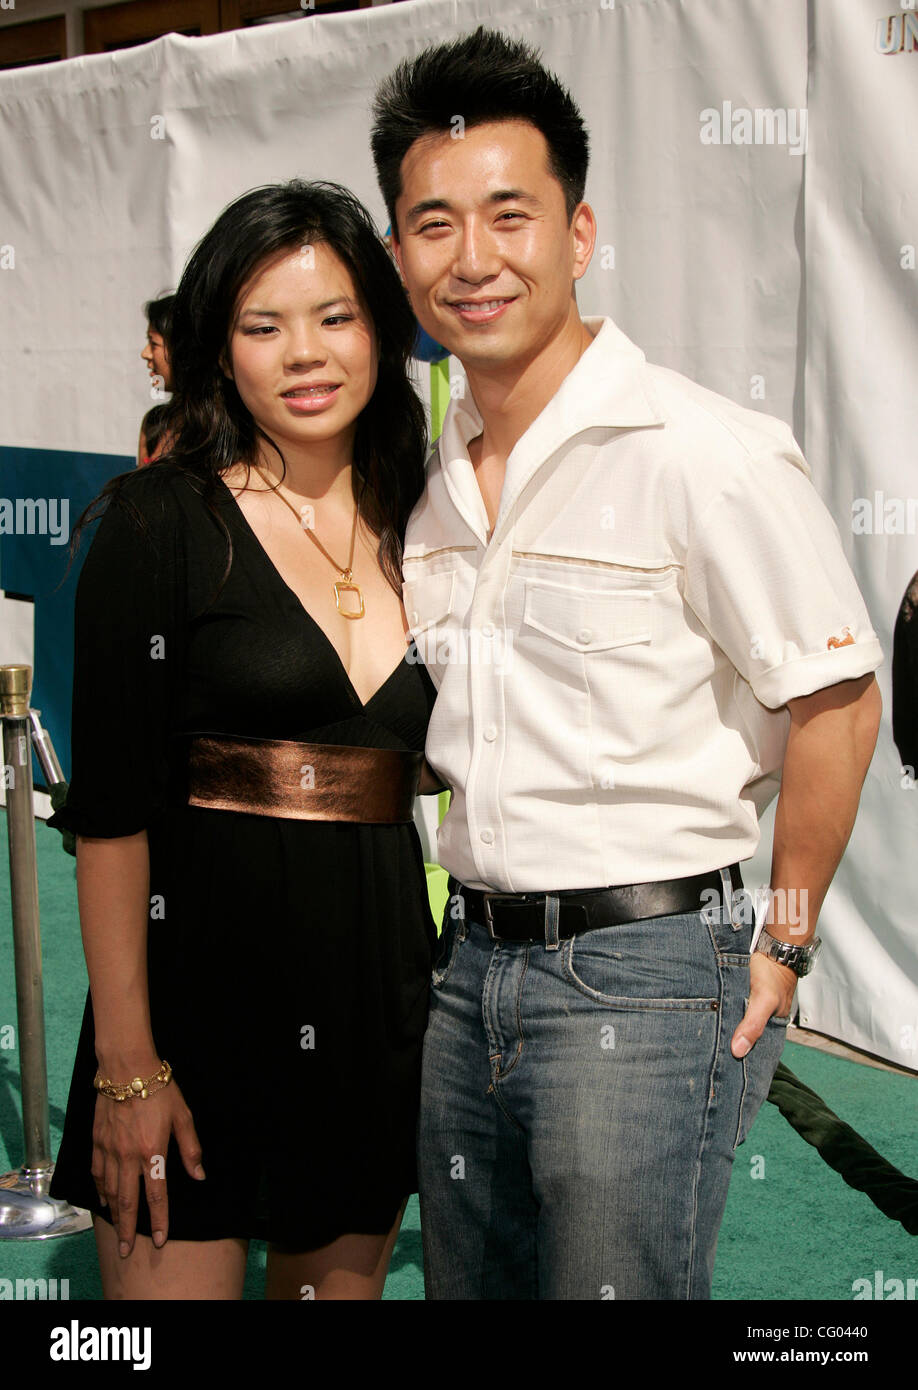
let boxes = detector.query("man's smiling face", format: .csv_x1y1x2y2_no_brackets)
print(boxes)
392,119,593,374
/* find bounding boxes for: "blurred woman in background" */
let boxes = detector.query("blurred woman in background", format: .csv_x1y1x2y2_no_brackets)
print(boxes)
138,292,175,466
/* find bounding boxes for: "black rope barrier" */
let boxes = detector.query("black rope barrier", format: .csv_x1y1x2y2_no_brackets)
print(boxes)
766,1061,918,1235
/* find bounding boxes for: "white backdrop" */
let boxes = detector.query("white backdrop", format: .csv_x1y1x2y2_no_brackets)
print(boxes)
796,0,918,1065
0,0,914,1066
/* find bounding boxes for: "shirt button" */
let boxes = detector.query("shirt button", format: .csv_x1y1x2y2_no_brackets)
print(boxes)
480,828,495,845
481,623,495,638
577,628,593,645
483,724,498,741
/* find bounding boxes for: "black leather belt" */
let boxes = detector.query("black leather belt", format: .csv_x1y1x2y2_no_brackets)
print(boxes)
449,865,744,943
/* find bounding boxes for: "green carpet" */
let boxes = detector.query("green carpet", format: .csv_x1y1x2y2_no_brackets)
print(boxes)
1,813,914,1299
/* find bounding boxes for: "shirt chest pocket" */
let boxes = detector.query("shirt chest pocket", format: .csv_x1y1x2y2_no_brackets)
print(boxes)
402,569,456,639
521,581,653,651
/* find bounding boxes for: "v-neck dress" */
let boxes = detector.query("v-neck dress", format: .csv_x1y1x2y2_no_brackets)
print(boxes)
47,463,440,1248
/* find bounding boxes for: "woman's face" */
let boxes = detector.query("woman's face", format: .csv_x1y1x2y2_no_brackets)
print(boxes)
226,242,377,457
141,327,172,392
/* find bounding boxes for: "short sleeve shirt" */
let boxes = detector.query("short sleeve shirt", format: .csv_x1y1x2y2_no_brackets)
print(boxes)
401,316,883,892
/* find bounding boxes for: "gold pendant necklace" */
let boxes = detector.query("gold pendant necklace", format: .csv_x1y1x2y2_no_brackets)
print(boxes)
254,466,366,619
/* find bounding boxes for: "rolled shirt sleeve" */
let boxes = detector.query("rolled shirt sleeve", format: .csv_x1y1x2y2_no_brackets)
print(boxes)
46,469,187,839
682,450,883,709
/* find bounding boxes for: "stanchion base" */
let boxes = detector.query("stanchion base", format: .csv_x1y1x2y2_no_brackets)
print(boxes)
0,1168,92,1240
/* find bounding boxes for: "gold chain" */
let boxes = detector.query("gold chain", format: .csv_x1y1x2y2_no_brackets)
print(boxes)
253,465,366,619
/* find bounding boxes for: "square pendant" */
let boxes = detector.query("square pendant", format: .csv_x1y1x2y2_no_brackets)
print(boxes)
334,580,365,619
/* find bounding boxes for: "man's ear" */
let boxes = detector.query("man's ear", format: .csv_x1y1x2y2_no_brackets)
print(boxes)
571,201,597,283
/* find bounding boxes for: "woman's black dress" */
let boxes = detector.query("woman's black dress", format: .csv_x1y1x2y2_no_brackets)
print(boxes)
893,569,918,775
48,463,439,1247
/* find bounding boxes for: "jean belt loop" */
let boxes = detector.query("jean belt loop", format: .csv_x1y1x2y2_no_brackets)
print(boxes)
447,878,466,941
455,887,468,942
718,866,739,930
544,892,561,951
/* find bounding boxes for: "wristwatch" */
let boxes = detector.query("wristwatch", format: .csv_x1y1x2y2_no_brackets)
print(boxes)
753,928,822,977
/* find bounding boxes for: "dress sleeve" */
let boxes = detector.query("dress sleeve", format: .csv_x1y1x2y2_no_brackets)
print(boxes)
682,450,884,709
46,469,188,838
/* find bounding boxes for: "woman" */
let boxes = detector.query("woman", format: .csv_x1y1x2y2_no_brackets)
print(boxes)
138,292,176,466
48,180,444,1299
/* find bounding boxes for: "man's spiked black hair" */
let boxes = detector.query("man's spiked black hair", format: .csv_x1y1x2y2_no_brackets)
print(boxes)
371,25,590,235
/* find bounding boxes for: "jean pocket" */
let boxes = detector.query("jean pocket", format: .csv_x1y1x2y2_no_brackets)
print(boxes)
561,915,720,1010
733,1007,790,1149
704,889,756,962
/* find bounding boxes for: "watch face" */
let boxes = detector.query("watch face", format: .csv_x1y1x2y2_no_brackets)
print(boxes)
803,937,822,973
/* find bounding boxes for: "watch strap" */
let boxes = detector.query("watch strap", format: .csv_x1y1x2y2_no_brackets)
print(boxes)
754,928,822,977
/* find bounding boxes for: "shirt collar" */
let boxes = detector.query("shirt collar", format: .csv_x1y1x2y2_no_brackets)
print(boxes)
437,315,666,543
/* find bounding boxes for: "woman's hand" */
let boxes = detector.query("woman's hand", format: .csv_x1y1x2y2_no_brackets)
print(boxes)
91,1079,205,1257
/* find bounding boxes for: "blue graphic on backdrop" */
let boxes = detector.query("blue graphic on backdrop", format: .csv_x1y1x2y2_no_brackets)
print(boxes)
413,324,450,364
0,446,133,787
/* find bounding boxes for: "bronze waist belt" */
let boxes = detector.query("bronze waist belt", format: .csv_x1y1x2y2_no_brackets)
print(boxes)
186,734,423,823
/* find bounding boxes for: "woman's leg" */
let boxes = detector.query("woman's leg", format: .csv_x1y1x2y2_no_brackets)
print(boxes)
264,1198,408,1300
94,1214,248,1300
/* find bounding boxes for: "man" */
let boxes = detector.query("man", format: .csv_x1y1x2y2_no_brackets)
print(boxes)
371,26,882,1300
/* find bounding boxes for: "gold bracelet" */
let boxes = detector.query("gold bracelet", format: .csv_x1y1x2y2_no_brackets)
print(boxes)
93,1059,172,1102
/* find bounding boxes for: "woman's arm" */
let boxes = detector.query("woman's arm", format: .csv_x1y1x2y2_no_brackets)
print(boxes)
76,829,205,1255
75,831,159,1076
58,473,202,1254
418,758,450,796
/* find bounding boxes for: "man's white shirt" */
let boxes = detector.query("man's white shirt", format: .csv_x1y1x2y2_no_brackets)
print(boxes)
402,315,882,892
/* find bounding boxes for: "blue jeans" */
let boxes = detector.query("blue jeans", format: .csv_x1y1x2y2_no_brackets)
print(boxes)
418,868,789,1300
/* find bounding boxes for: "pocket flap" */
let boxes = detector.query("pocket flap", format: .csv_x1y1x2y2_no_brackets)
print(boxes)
402,569,456,636
522,581,652,651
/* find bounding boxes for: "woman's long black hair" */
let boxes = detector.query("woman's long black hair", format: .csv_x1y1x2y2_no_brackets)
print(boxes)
66,180,428,603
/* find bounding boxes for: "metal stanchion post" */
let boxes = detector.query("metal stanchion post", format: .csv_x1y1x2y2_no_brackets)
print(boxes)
0,663,91,1238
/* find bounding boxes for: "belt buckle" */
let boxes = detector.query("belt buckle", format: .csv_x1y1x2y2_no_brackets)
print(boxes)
482,891,516,940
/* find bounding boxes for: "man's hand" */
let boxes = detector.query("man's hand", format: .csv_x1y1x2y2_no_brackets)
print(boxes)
731,951,798,1057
